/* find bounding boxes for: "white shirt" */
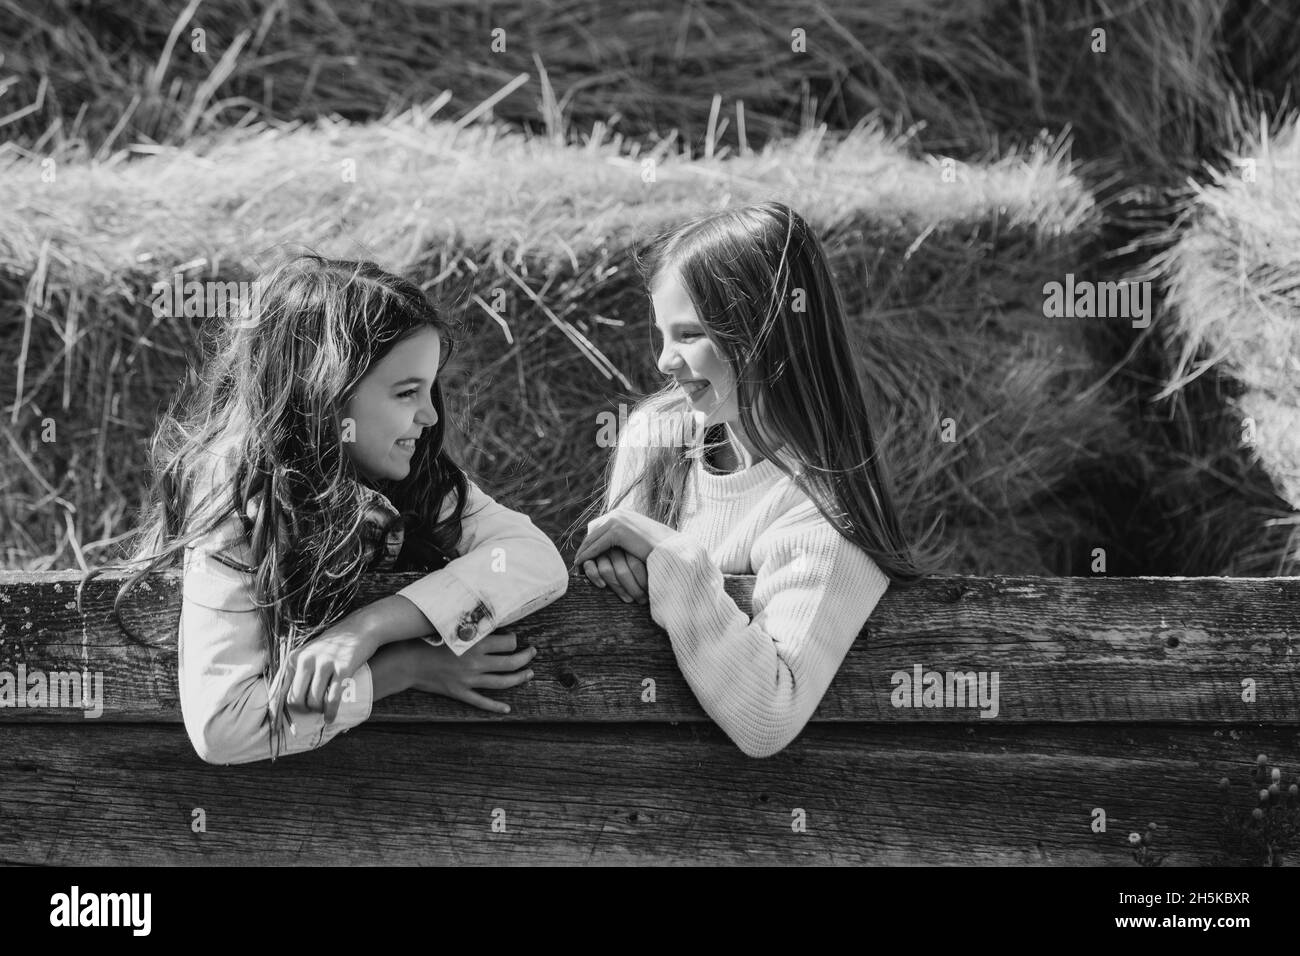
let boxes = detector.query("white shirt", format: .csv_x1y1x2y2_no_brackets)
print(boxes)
179,479,568,764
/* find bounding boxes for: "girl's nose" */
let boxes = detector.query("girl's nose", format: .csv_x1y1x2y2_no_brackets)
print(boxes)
416,395,438,428
657,344,683,377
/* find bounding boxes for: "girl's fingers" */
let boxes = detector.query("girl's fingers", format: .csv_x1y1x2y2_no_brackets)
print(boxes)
573,523,612,565
483,646,537,672
307,662,334,712
583,560,605,589
474,669,534,690
479,632,517,654
287,655,312,711
322,678,342,724
627,554,649,592
458,689,511,714
608,549,645,604
595,554,631,602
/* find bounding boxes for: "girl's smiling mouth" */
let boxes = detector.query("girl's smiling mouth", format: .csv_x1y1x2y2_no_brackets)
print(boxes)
395,437,417,452
678,379,711,401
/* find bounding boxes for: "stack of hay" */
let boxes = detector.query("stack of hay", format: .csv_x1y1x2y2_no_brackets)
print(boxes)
1149,116,1300,573
0,110,1133,574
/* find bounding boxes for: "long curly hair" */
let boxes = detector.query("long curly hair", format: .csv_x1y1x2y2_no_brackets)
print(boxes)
79,253,468,757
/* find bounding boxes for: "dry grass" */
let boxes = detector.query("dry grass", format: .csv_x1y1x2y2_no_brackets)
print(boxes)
2,0,1294,185
0,109,1131,574
1143,112,1300,573
3,0,1295,577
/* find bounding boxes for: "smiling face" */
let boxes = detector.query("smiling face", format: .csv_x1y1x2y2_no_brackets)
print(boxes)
651,267,740,429
339,326,441,484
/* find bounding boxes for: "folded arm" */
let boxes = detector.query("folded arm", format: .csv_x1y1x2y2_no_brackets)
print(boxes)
645,503,889,758
388,480,569,654
178,531,376,765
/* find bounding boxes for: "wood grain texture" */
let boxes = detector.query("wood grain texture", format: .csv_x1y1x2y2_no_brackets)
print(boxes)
3,571,1298,864
0,572,1297,722
1,722,1297,866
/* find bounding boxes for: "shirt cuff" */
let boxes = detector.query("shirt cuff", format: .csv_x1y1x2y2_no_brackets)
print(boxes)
395,568,495,656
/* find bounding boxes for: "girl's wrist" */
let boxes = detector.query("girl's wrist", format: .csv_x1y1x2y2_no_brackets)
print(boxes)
353,594,441,650
368,642,415,700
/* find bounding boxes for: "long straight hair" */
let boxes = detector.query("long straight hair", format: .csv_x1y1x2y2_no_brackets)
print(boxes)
79,253,468,756
610,201,948,585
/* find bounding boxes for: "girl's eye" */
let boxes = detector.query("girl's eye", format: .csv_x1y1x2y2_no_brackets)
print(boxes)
398,388,419,399
680,331,703,341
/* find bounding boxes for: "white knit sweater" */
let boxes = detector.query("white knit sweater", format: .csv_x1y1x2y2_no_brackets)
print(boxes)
607,412,891,758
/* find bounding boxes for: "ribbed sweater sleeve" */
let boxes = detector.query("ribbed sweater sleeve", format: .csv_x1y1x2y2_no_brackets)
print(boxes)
645,499,889,758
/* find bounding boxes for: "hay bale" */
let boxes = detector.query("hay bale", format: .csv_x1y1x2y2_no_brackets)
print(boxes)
0,113,1131,574
1152,116,1300,515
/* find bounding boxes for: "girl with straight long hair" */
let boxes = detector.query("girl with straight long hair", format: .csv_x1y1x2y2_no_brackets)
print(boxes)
575,201,948,758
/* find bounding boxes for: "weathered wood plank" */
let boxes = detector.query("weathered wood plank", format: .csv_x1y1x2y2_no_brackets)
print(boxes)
2,723,1296,865
0,572,1297,722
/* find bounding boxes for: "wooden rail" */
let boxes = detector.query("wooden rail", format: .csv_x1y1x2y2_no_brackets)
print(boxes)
1,571,1298,865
